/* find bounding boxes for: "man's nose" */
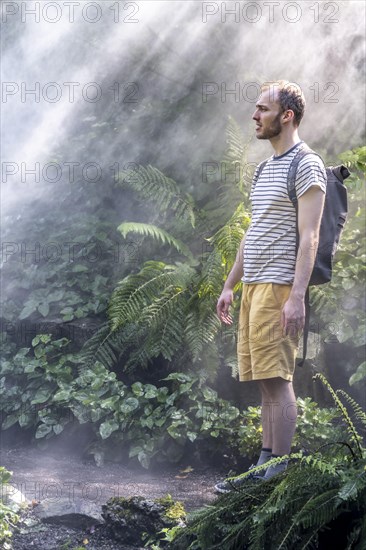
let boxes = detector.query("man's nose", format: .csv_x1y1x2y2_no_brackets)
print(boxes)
252,111,259,120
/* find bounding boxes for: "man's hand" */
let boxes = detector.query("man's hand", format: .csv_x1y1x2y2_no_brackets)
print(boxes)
217,289,234,325
281,295,305,337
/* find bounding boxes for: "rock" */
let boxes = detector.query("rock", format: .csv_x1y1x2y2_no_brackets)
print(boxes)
102,494,186,547
3,484,32,510
34,497,103,529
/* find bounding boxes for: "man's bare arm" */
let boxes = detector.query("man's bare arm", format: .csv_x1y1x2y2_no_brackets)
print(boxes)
217,234,246,324
224,234,246,290
281,186,325,333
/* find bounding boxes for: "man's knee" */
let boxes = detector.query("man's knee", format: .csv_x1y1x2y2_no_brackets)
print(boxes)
260,376,289,392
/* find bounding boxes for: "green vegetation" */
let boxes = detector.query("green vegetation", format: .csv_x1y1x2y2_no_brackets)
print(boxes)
164,374,366,550
311,146,366,385
0,333,345,468
0,115,365,546
0,467,20,549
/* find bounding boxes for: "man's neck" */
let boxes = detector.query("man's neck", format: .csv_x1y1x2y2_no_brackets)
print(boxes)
270,132,301,157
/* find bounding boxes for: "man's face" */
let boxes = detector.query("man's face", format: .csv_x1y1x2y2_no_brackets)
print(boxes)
252,89,284,140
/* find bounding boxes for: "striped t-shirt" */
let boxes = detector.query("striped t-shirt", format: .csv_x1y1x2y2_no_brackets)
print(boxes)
242,141,327,285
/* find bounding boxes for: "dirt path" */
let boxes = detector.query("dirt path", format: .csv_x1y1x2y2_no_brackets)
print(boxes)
1,443,222,549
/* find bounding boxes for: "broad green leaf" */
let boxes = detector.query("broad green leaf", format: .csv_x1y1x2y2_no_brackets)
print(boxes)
60,307,74,314
31,389,53,404
35,424,52,438
349,361,366,385
38,303,50,317
19,304,37,320
72,264,89,272
202,387,218,401
144,384,158,399
138,450,150,469
129,446,143,458
341,278,355,290
337,324,354,343
120,397,139,413
187,431,198,442
2,413,19,430
99,420,119,439
53,424,64,435
131,382,144,396
62,314,74,321
18,413,33,428
53,389,71,402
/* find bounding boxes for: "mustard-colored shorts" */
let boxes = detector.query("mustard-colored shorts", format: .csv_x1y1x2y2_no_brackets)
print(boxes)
237,283,300,382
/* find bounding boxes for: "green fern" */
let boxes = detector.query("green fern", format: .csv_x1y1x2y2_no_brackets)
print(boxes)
197,248,224,299
314,373,364,458
116,164,196,227
169,377,366,550
206,203,250,266
336,389,366,427
117,222,194,260
79,115,254,376
108,261,194,330
184,300,221,362
221,115,253,195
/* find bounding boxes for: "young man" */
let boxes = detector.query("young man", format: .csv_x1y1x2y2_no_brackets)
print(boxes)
215,80,327,492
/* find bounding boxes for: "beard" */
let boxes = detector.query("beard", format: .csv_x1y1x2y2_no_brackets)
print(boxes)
256,111,282,139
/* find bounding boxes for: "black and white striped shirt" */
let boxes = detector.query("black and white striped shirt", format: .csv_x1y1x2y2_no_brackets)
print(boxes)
242,141,327,285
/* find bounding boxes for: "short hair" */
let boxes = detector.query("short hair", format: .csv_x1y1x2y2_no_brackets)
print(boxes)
260,80,306,127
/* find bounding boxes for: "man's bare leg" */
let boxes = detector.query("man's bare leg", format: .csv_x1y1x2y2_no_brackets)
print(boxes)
258,377,297,479
259,380,273,450
260,377,297,455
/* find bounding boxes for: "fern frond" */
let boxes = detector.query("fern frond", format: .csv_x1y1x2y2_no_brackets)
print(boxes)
80,261,196,371
117,222,193,260
199,342,222,382
116,164,196,227
198,248,224,298
77,320,113,368
298,489,340,530
207,202,250,266
78,321,141,370
337,469,366,503
123,340,153,371
313,373,364,458
336,389,366,427
221,115,253,195
108,261,194,331
222,115,246,165
184,302,221,361
145,296,186,361
223,352,239,378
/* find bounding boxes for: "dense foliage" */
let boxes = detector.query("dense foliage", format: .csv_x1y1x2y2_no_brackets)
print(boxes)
310,146,366,385
0,116,364,468
0,467,20,549
0,333,344,469
165,375,366,550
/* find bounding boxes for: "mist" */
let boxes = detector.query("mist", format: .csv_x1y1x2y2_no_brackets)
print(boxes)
2,1,365,212
1,0,365,430
0,3,365,547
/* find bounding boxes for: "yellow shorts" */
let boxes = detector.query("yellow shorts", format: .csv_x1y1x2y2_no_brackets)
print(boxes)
237,283,300,382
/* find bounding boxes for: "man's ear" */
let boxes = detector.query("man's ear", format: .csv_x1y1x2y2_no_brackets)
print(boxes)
282,109,295,124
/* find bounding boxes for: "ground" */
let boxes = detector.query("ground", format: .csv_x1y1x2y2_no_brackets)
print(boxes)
1,443,221,550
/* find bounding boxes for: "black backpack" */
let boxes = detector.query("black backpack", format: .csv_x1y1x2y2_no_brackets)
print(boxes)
255,143,350,364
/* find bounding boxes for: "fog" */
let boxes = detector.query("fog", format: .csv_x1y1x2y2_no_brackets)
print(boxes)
2,1,365,215
1,1,365,452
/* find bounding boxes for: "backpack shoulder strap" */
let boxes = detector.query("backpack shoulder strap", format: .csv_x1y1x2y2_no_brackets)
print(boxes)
287,144,324,205
297,288,310,367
